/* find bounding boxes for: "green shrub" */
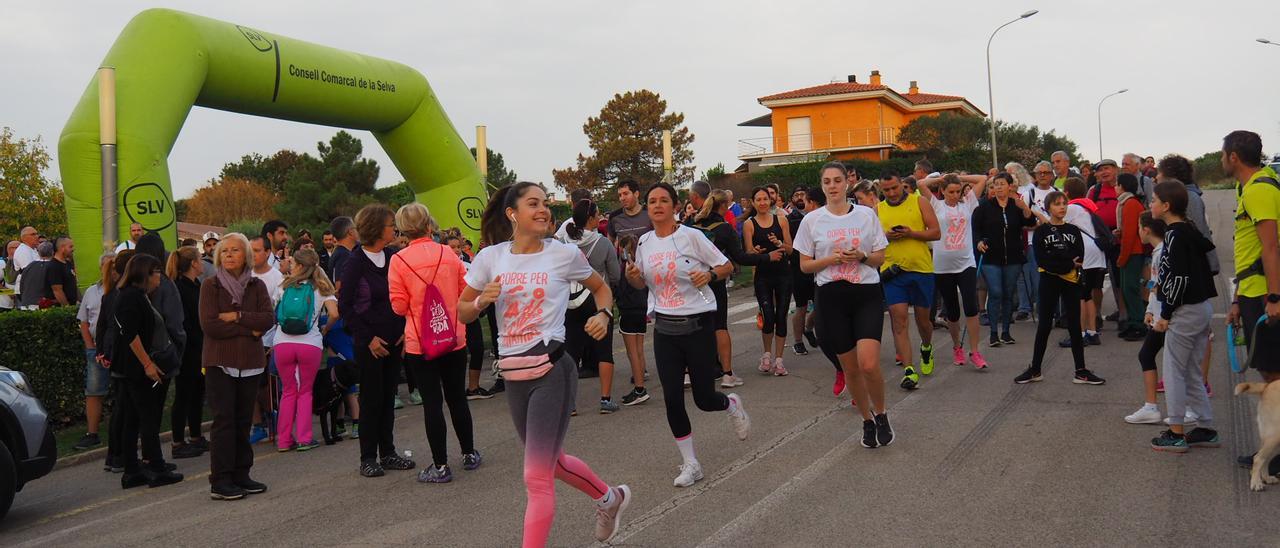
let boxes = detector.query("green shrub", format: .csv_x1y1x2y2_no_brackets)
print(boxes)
0,306,85,426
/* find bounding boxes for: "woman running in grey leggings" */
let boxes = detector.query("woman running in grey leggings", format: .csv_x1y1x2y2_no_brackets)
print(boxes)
458,182,630,547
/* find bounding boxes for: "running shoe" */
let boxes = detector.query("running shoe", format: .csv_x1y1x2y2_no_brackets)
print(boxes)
1072,369,1106,385
466,387,495,400
758,352,774,373
418,464,452,483
727,393,750,441
621,387,651,406
970,351,989,370
979,312,990,326
409,389,423,406
462,450,483,470
1124,405,1163,425
360,459,385,478
1013,367,1043,384
490,379,506,394
1014,310,1032,322
210,483,248,500
74,433,101,450
989,334,1003,348
1000,333,1016,345
599,398,620,414
794,342,809,356
277,443,297,453
1185,427,1221,448
380,454,417,471
772,357,788,376
920,344,934,375
894,354,904,368
350,423,360,439
297,440,321,452
249,425,268,445
899,366,919,390
720,374,744,388
1151,430,1188,453
833,371,846,397
1057,335,1075,348
874,413,894,447
952,346,966,367
674,461,704,487
1156,379,1165,393
860,419,879,448
594,485,632,543
1104,311,1120,323
804,330,819,348
1085,333,1102,346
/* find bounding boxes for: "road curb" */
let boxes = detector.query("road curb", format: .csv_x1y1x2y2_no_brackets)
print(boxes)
54,419,214,470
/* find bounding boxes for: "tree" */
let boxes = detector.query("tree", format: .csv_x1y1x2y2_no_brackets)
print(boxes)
702,162,727,182
183,177,281,226
219,149,305,194
469,147,518,191
273,131,381,228
372,182,415,210
0,128,66,243
897,112,1080,172
1192,151,1228,186
553,89,695,193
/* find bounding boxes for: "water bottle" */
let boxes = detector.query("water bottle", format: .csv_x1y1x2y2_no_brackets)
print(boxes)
1234,325,1246,347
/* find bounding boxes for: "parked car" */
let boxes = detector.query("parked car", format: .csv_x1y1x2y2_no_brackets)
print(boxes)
1268,154,1280,175
0,366,56,523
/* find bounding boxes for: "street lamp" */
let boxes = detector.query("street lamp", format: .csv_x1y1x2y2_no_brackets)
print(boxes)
986,9,1038,170
1259,38,1280,47
1096,88,1128,160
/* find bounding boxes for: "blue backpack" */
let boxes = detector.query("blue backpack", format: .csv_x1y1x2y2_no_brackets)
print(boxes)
276,281,315,335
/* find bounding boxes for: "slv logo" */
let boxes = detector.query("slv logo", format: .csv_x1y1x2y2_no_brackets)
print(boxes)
236,25,274,52
122,183,176,232
457,197,484,231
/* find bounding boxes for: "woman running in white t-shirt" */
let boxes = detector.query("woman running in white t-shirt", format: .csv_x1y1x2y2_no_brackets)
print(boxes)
458,182,630,546
623,182,751,488
794,162,894,449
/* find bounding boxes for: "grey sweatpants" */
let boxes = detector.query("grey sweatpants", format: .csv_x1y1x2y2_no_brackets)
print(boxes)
1162,300,1213,428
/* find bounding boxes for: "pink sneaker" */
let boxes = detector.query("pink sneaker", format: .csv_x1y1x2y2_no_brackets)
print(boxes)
970,351,988,370
833,370,846,396
1156,379,1165,393
758,352,773,373
952,346,966,367
772,357,788,376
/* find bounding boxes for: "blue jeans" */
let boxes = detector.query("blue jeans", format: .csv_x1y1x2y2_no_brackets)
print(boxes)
1016,249,1039,315
982,264,1021,337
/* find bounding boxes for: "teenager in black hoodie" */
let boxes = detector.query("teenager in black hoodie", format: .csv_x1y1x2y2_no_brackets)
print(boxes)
1149,181,1219,452
1015,192,1105,385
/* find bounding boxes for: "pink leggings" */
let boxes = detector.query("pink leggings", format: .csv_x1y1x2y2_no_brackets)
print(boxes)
507,351,610,547
274,343,322,449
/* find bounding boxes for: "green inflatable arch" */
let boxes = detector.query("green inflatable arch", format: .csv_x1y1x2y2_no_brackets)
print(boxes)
59,8,486,281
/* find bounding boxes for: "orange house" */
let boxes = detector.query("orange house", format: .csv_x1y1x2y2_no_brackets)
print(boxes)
738,70,985,170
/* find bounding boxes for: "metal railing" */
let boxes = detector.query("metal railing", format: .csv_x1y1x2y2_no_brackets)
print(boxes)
737,127,899,158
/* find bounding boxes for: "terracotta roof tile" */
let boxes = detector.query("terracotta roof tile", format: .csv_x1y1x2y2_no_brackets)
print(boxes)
759,82,887,102
902,92,966,105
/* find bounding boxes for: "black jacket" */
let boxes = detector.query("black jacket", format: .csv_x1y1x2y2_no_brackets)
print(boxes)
684,212,771,268
972,198,1036,266
111,285,156,380
338,248,406,347
1157,222,1218,320
1033,223,1084,278
176,276,204,356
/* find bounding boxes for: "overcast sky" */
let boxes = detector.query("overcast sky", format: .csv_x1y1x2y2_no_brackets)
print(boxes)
4,0,1279,199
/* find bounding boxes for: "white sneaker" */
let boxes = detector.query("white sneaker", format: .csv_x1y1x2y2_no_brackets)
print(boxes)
674,461,703,488
727,393,750,441
772,357,788,376
1163,409,1201,426
720,374,744,388
758,352,773,373
1124,405,1162,425
594,485,631,543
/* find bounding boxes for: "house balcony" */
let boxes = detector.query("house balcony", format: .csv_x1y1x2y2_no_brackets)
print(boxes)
737,127,899,161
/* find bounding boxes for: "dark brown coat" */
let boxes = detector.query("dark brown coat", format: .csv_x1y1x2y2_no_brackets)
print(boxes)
198,275,275,370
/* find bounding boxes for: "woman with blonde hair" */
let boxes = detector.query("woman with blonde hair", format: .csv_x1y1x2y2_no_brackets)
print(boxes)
272,248,339,452
388,202,478,483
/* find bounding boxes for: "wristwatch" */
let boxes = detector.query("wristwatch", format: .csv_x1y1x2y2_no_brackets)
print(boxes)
1267,293,1280,304
597,308,614,320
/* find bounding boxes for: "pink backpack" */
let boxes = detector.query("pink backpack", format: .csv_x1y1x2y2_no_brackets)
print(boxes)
396,245,457,360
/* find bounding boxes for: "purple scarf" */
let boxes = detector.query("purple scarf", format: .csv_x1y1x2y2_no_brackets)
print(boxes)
216,267,253,307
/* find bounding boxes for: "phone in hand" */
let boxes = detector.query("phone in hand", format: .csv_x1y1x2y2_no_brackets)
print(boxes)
892,225,907,232
622,250,632,263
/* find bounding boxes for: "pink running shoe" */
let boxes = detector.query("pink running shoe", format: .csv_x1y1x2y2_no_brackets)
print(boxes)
772,357,788,376
1156,379,1165,393
970,351,989,370
953,346,966,367
833,370,846,397
758,352,774,373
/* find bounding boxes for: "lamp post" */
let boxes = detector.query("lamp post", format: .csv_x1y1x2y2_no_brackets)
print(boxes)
1258,38,1280,47
1096,88,1128,160
986,9,1038,170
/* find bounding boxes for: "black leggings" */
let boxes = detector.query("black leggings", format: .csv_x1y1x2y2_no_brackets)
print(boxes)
1138,329,1165,372
754,269,792,337
466,320,484,372
356,342,403,462
172,348,205,442
1032,274,1085,372
119,377,165,473
406,350,475,467
654,312,729,439
936,267,979,322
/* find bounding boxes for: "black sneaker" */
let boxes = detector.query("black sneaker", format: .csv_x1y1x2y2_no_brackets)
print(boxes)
211,483,247,500
147,469,184,488
1151,429,1188,453
466,387,495,400
1013,367,1043,384
1000,333,1016,345
804,330,819,348
874,413,894,447
74,432,101,450
121,471,149,489
235,478,268,494
489,379,506,394
793,342,809,356
989,334,1003,348
104,455,123,473
621,387,650,406
1185,428,1221,448
1072,369,1106,385
360,459,386,477
1104,311,1120,323
860,419,879,448
1085,333,1102,346
380,454,416,471
1014,310,1032,322
172,443,204,459
1058,335,1075,348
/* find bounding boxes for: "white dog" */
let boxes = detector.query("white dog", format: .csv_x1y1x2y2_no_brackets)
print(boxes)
1236,381,1280,491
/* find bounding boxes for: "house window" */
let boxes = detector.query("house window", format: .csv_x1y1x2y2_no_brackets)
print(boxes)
786,117,811,152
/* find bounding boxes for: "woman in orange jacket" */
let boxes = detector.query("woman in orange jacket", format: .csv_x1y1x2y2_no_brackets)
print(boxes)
1115,173,1149,341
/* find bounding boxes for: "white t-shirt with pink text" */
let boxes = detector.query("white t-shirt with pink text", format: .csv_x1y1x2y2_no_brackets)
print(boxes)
464,239,595,356
792,204,889,286
929,191,979,274
634,225,729,317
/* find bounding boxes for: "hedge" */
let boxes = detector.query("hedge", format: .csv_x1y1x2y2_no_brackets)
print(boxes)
0,306,86,426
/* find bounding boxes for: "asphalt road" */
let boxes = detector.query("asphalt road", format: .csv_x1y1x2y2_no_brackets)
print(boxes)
4,189,1279,547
